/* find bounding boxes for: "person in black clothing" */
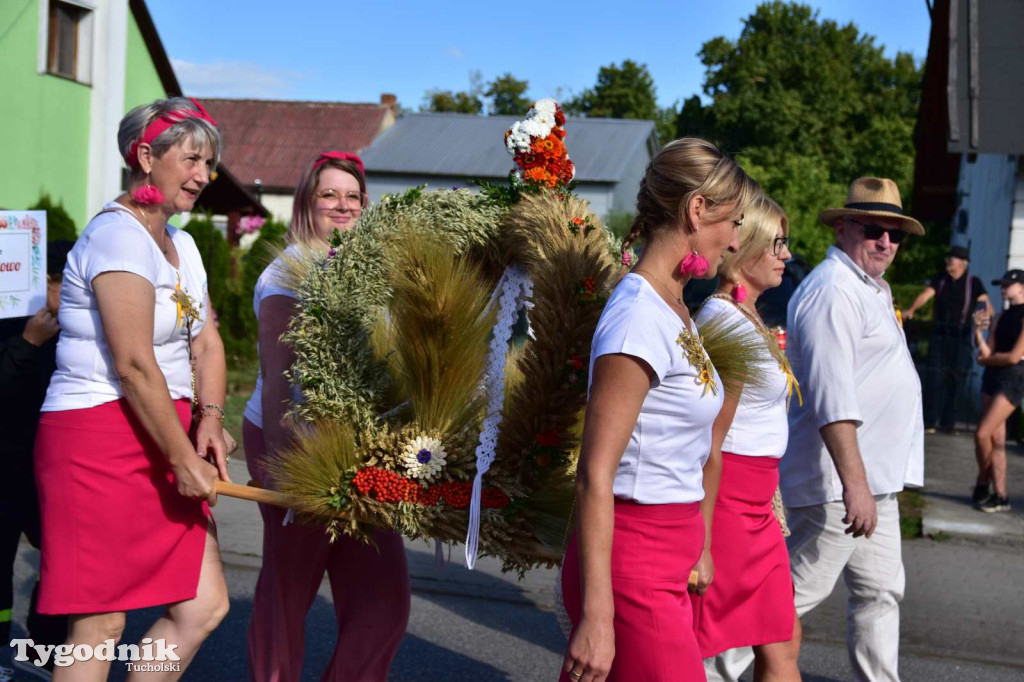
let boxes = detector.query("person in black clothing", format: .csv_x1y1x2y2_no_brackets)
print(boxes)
0,241,73,679
972,270,1024,513
906,245,993,433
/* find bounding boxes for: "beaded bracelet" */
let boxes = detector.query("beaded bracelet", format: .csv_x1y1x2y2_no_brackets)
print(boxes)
200,403,225,423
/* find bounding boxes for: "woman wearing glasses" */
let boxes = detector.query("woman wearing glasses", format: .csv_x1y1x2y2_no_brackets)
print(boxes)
691,196,803,681
243,151,410,682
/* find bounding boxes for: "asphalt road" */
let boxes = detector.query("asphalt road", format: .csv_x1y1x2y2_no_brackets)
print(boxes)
9,537,1024,681
7,434,1024,681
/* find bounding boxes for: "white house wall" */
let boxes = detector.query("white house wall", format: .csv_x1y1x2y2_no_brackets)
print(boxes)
261,192,294,224
84,0,128,220
1009,163,1024,272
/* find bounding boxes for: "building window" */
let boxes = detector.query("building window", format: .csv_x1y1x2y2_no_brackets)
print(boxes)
46,1,92,83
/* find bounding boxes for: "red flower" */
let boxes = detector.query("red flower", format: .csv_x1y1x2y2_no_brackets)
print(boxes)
482,487,511,509
555,110,566,126
571,217,585,227
570,355,584,370
521,153,542,168
536,430,560,448
582,277,596,294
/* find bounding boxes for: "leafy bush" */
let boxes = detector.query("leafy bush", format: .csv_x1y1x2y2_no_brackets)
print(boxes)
182,216,288,362
236,220,288,349
604,210,635,242
28,193,78,241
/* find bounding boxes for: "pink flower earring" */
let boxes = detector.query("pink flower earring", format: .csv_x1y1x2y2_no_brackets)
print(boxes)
732,283,748,303
679,250,709,277
131,175,165,205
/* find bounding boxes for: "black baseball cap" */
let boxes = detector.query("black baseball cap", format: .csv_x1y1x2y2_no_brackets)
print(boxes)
992,270,1024,286
947,245,970,260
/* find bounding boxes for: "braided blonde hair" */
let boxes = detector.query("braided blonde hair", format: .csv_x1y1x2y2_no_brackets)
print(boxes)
622,137,759,254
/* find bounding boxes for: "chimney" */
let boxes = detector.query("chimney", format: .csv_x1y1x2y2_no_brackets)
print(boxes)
379,93,399,130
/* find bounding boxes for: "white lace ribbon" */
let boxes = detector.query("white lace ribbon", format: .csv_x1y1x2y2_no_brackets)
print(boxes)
464,264,532,569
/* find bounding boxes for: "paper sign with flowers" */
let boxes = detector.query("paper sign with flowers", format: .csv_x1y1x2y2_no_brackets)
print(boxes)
0,210,46,318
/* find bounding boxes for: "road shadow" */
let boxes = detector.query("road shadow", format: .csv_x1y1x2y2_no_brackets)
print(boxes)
389,634,513,681
405,548,566,655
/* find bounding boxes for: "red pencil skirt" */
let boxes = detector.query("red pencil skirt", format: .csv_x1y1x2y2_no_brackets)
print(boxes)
690,452,794,657
560,499,705,682
34,399,208,614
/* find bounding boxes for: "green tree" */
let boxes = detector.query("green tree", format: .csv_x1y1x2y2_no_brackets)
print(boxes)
28,193,78,241
676,94,715,140
485,73,531,115
422,71,484,114
566,60,659,121
654,104,681,146
422,90,483,114
685,1,924,272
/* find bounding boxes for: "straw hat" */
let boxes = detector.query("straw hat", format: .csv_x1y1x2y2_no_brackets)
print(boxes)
818,177,924,235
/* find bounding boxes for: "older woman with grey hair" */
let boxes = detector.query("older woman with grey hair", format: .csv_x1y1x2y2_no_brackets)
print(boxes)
34,97,230,681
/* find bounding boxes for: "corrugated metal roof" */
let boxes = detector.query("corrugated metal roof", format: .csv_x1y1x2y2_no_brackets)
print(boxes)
202,98,392,189
361,113,655,182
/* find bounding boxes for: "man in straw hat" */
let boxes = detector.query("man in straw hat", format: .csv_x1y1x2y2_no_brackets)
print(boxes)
773,177,925,681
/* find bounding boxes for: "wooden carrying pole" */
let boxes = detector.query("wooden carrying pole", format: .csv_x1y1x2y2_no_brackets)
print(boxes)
214,481,699,587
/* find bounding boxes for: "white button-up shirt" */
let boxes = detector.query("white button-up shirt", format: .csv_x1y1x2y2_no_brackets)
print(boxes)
780,246,924,507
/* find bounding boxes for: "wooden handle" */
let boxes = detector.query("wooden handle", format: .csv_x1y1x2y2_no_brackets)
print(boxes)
215,480,293,508
216,480,702,583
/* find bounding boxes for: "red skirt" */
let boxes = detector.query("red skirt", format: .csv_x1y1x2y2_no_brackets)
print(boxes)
690,452,794,657
34,399,208,614
560,499,705,682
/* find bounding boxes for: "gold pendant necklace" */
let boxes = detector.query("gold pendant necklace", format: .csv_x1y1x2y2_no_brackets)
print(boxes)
708,292,802,407
634,268,684,306
132,204,169,255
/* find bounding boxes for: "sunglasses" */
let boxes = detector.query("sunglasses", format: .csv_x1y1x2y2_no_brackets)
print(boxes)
854,222,905,244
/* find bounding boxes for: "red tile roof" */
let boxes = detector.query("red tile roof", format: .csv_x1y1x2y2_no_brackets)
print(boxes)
201,98,394,190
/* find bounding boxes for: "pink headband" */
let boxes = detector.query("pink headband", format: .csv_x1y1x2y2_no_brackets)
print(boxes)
313,150,365,178
126,98,219,167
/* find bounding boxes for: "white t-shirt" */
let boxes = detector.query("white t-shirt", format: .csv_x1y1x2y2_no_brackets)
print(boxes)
243,246,301,429
590,273,723,505
695,296,790,457
42,202,208,411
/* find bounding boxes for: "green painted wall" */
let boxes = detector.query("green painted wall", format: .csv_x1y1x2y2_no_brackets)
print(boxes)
124,11,166,113
0,0,92,226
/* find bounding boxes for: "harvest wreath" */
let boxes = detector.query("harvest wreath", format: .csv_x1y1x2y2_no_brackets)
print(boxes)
220,100,764,575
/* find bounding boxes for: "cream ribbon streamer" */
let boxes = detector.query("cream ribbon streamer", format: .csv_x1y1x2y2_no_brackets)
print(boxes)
465,264,533,570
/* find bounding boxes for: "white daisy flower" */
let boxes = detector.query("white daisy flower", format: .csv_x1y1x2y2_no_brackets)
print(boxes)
521,118,551,138
532,98,558,117
402,436,448,480
506,126,532,153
